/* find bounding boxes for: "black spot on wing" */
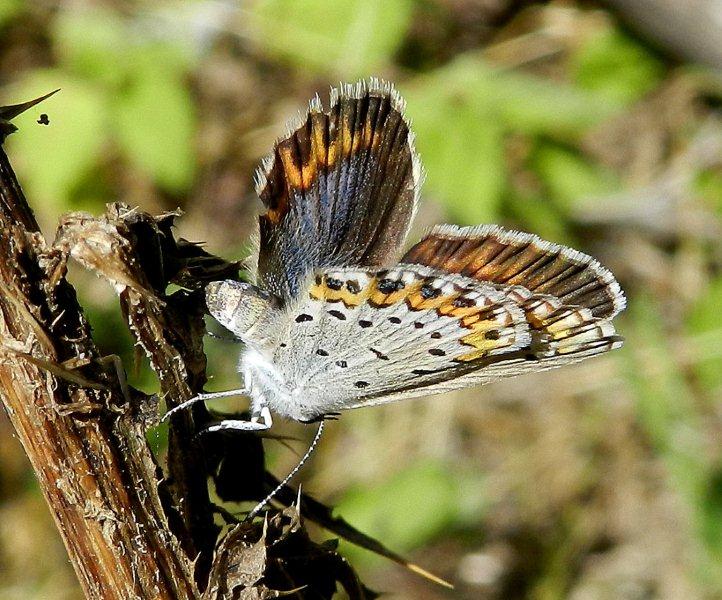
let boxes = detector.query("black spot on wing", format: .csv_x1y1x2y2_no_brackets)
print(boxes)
453,296,475,308
328,309,346,320
296,313,313,323
420,284,441,299
378,278,405,294
370,348,389,360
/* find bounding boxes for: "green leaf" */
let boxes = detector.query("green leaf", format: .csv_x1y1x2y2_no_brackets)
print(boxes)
54,8,197,85
249,0,414,76
686,276,722,393
533,143,618,213
430,56,620,140
0,0,21,27
335,461,460,553
701,469,722,561
696,168,722,215
506,191,570,245
54,9,198,192
407,87,505,224
113,55,197,193
4,71,108,218
572,28,664,105
53,8,129,86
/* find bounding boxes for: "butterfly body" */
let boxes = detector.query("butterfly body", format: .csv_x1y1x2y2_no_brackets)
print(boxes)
204,79,626,428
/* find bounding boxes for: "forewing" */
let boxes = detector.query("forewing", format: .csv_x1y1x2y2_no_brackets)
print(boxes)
272,228,625,414
255,79,422,302
270,266,532,416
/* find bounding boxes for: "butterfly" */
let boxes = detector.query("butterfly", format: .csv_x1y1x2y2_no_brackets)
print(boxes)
166,79,625,516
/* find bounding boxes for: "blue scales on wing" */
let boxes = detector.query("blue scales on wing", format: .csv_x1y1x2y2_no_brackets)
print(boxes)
266,223,626,415
266,266,532,418
254,80,422,302
210,81,626,421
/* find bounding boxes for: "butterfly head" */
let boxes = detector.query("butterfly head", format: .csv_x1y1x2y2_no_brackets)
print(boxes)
206,280,280,344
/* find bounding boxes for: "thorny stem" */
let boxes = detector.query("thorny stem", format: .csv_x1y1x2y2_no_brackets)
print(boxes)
0,102,198,599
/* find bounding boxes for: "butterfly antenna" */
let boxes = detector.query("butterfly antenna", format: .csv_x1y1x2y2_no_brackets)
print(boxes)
244,420,325,522
206,330,242,343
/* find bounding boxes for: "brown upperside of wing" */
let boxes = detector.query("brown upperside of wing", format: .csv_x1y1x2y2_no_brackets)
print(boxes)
401,224,625,320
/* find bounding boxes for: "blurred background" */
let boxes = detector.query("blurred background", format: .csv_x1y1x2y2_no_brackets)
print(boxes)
2,0,722,598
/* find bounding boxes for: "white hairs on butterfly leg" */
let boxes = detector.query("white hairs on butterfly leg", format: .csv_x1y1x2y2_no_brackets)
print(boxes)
244,420,325,523
201,406,273,432
161,388,248,423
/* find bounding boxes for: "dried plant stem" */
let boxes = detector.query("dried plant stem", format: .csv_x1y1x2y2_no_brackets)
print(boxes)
0,145,198,599
0,100,388,600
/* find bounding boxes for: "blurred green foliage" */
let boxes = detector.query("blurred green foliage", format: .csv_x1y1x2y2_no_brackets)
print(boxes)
6,7,198,216
532,143,619,213
338,461,465,553
572,28,665,104
251,0,414,76
0,0,21,26
627,296,722,589
687,277,722,393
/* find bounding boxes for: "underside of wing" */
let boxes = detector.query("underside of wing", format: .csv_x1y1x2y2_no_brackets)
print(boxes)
349,291,623,410
334,224,626,408
268,224,626,415
254,79,422,303
269,265,531,418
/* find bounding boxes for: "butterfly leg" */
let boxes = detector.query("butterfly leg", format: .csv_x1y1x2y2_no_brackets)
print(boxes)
201,405,273,433
162,388,248,422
